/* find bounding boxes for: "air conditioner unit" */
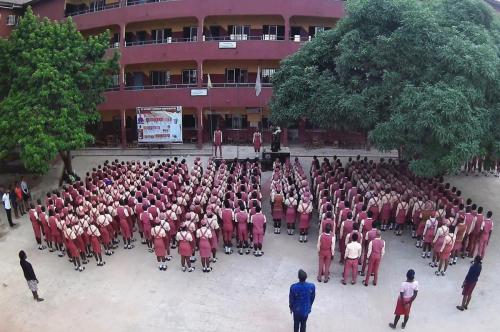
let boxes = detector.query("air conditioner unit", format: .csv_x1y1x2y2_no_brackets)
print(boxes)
263,34,277,41
6,15,17,26
113,42,120,48
294,35,301,42
230,34,247,41
166,37,172,43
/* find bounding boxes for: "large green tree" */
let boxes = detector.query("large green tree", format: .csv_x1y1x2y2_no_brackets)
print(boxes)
270,0,500,177
0,7,119,173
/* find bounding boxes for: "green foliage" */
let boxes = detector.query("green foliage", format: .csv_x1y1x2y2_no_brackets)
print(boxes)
270,0,500,177
0,7,119,173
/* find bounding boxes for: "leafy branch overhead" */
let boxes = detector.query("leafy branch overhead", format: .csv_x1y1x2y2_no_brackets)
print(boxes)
0,7,119,173
270,0,500,177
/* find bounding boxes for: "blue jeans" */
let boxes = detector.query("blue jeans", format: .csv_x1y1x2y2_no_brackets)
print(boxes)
293,313,308,332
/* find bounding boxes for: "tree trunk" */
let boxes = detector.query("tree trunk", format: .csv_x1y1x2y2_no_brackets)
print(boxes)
59,150,73,174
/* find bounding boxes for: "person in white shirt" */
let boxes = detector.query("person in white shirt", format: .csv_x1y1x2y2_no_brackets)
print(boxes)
389,269,419,329
2,187,15,227
342,233,362,285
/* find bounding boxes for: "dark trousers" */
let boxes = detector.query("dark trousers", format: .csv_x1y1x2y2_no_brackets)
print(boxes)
293,313,308,332
5,208,13,226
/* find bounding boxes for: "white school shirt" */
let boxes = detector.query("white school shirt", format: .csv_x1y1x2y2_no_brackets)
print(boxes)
400,281,419,298
2,193,11,210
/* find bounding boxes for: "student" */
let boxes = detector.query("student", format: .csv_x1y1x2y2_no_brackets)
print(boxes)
457,255,482,311
342,232,361,285
151,219,168,271
252,128,262,156
250,205,266,256
213,127,223,158
176,224,195,272
317,223,335,283
28,204,45,250
389,269,418,329
196,219,213,272
87,222,105,266
19,250,44,302
235,201,250,255
435,226,455,276
363,229,385,286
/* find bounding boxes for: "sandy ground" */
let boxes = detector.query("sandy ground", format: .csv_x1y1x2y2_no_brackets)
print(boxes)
0,152,498,332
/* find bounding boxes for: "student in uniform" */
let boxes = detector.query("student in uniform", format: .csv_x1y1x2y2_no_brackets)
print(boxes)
435,226,456,276
176,223,195,272
196,219,213,272
342,233,361,285
235,201,250,255
363,229,385,286
151,220,168,271
317,223,335,283
220,200,235,254
250,206,266,257
389,269,418,329
252,129,262,156
87,222,105,266
213,127,223,158
28,204,45,250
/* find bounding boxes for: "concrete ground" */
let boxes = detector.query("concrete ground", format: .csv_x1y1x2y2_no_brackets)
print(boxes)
0,149,498,332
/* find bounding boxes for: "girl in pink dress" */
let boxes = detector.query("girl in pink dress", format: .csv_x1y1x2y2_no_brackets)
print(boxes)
197,219,213,272
176,225,195,272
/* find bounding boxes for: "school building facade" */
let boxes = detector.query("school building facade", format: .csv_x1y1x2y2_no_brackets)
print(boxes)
1,0,498,148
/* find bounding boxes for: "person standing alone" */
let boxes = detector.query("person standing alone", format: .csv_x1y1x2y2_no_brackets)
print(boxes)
457,255,482,311
289,269,315,332
19,250,44,302
2,187,15,227
389,269,418,329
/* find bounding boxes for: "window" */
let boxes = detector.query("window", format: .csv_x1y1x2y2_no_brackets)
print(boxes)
209,26,220,39
262,25,285,40
225,68,248,84
136,31,147,42
224,114,248,129
182,69,197,84
111,74,120,87
261,69,276,84
150,71,170,86
183,115,196,129
151,28,172,43
183,26,198,41
309,26,328,38
6,15,17,26
228,25,250,40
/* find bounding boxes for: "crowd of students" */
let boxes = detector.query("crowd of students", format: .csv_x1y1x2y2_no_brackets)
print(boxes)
25,157,263,273
265,154,494,286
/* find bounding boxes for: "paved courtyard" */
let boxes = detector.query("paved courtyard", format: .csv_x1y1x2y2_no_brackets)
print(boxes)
0,151,498,332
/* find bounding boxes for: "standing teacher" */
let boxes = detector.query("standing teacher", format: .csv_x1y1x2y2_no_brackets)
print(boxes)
289,269,315,332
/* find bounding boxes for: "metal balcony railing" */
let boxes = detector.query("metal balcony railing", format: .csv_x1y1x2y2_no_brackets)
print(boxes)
125,37,196,46
204,35,286,41
65,3,120,17
204,83,273,88
126,0,175,7
123,83,197,90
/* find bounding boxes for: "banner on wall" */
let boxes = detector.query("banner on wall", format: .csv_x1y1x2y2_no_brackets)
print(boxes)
136,106,183,143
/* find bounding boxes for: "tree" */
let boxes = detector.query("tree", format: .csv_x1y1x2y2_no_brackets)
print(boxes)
0,7,119,174
270,0,500,177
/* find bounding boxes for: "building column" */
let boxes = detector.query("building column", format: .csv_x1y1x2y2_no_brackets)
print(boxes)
120,109,127,148
282,128,288,147
196,108,203,149
284,16,290,41
119,24,126,90
298,118,306,144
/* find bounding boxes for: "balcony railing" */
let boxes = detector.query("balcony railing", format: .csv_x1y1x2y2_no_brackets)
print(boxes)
125,37,197,47
204,35,285,41
204,83,273,88
65,3,120,17
118,83,272,90
126,0,175,7
124,83,197,90
106,86,121,91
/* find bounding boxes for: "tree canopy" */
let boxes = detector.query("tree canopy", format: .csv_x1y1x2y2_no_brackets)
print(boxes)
270,0,500,177
0,7,119,173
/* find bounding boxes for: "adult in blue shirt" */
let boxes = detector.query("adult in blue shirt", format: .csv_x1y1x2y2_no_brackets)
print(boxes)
457,255,482,311
289,269,315,332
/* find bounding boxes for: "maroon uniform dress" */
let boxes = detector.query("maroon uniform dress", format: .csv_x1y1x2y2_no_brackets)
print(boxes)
198,228,212,259
365,238,384,285
318,233,334,280
236,211,249,242
252,213,266,245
